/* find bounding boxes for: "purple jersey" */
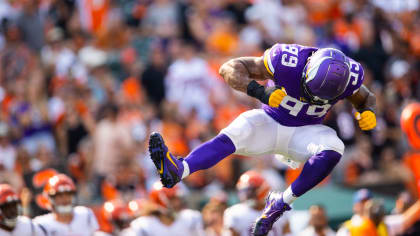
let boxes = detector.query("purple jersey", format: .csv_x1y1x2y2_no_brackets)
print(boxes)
262,44,364,126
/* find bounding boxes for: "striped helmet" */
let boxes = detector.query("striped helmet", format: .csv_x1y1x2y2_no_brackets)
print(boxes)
302,48,350,105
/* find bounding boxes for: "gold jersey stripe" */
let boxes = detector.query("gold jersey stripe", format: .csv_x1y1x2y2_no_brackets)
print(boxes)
264,49,274,76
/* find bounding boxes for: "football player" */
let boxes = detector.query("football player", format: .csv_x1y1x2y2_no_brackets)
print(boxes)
401,103,420,150
129,181,205,236
0,184,47,235
33,173,99,236
95,199,135,236
149,44,376,235
401,103,420,195
224,170,290,236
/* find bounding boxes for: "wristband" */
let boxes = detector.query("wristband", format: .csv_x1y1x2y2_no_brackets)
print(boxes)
246,80,270,104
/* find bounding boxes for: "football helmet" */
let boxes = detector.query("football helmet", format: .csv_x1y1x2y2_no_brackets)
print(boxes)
44,174,76,214
302,48,350,105
32,168,58,188
236,170,270,202
44,174,76,196
103,199,133,231
401,103,420,149
128,198,148,217
0,184,20,228
149,181,183,209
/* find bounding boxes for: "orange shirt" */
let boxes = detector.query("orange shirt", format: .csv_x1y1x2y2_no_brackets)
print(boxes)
80,0,109,33
344,216,388,236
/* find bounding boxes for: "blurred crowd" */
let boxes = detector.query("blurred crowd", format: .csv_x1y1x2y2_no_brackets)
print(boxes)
0,0,419,235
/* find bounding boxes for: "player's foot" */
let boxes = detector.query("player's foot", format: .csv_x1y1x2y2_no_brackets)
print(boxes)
252,191,292,236
149,132,184,188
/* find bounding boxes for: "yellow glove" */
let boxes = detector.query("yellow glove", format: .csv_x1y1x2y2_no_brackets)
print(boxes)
268,87,287,108
355,110,376,131
246,80,287,107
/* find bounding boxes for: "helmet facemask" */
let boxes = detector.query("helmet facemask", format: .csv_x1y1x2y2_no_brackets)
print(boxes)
112,216,132,231
50,191,75,215
0,201,21,229
301,48,351,105
301,71,330,105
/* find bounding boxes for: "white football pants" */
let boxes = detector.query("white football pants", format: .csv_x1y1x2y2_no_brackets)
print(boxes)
220,109,345,165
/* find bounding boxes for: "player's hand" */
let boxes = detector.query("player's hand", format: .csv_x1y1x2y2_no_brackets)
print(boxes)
355,110,376,131
267,87,287,108
246,80,287,107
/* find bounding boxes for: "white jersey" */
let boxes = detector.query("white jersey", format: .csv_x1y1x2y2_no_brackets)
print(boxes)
0,216,47,236
34,206,99,236
94,228,135,236
93,232,112,236
224,202,289,236
130,209,205,236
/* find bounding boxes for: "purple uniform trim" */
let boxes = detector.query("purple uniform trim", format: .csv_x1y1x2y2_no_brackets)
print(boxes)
185,133,236,174
262,44,364,127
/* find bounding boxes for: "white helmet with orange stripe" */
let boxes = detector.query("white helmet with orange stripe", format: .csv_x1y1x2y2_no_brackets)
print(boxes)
43,174,77,215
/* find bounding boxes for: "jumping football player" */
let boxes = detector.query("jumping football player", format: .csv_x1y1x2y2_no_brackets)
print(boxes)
149,44,376,236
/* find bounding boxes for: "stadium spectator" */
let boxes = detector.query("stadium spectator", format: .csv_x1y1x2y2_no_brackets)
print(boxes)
0,122,16,171
384,192,420,236
165,41,217,121
17,0,45,52
91,103,134,197
354,189,373,220
299,204,335,236
141,46,167,106
338,198,388,236
337,188,373,235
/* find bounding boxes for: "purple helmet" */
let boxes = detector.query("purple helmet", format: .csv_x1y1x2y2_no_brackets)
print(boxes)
302,48,350,105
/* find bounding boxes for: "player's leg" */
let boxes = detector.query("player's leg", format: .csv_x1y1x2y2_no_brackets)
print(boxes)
283,125,344,203
150,133,237,189
253,125,344,236
149,109,279,188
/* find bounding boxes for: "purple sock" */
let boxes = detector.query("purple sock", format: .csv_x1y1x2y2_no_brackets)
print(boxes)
185,134,236,174
291,150,341,197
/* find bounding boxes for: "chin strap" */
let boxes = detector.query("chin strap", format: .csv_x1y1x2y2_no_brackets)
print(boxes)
55,205,73,215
